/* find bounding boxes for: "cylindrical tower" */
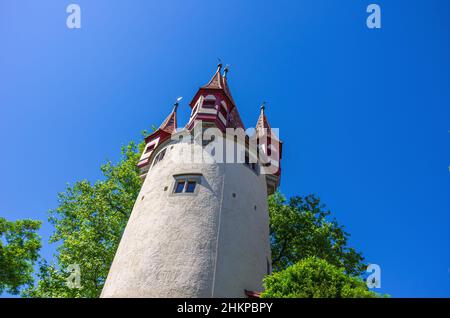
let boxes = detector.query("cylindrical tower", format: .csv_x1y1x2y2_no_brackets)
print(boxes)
101,65,282,298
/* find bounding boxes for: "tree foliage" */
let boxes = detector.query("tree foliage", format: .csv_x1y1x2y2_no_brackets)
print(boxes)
261,257,380,298
23,141,143,297
269,192,365,275
0,218,41,295
22,138,371,298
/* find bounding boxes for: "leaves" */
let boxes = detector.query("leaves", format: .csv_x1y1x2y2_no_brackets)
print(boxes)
23,138,370,298
269,192,365,275
261,257,382,298
0,218,41,295
23,141,143,298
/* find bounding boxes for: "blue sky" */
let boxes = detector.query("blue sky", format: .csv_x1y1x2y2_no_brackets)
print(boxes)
0,0,449,297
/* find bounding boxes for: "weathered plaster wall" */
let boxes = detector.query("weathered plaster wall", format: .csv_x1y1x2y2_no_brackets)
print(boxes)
212,164,270,297
101,138,271,298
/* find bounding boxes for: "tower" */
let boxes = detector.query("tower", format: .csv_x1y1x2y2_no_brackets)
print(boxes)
101,64,282,298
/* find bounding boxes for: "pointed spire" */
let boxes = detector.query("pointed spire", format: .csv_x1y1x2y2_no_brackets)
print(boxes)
159,98,180,134
201,63,236,106
202,63,223,90
223,64,229,78
256,101,271,136
221,64,235,105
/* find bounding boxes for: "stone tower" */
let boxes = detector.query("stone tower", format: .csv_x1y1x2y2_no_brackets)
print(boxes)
101,64,282,298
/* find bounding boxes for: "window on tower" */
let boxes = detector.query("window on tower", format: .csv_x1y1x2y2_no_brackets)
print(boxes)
175,181,185,193
185,181,196,193
145,144,155,153
202,99,216,108
152,148,167,166
244,150,258,174
219,105,227,118
171,174,202,195
191,105,198,116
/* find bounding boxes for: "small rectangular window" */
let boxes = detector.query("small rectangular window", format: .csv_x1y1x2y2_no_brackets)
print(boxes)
185,181,196,193
175,181,185,193
219,106,227,118
203,99,216,108
145,144,155,153
172,174,202,195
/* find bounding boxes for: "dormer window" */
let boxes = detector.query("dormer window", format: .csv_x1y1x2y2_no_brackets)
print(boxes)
145,144,155,153
203,99,216,108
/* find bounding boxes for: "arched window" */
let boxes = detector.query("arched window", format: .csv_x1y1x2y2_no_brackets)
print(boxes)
152,148,167,167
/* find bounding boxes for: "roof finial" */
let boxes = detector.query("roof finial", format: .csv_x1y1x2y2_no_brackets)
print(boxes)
217,58,223,71
174,96,182,111
223,64,230,78
261,101,266,112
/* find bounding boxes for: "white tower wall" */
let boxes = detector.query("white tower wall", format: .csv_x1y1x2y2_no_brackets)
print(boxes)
101,138,271,298
212,163,271,297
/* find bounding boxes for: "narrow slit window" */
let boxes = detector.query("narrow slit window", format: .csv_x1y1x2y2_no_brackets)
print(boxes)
153,148,167,166
159,149,166,160
219,106,227,118
245,152,250,165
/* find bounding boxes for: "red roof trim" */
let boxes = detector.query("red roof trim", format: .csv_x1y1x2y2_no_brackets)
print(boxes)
244,290,261,298
144,129,171,144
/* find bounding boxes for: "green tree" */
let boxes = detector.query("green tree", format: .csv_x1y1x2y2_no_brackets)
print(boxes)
24,138,369,297
23,141,143,298
269,192,365,275
0,218,41,295
261,257,380,298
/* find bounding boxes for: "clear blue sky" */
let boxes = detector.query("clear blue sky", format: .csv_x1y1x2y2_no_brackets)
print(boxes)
1,0,449,297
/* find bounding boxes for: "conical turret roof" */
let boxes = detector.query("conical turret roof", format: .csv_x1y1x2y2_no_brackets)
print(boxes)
255,103,272,136
159,103,178,134
201,63,236,106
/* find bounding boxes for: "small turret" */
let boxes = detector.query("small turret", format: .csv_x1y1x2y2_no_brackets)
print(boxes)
187,64,244,131
255,102,283,194
137,99,180,180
